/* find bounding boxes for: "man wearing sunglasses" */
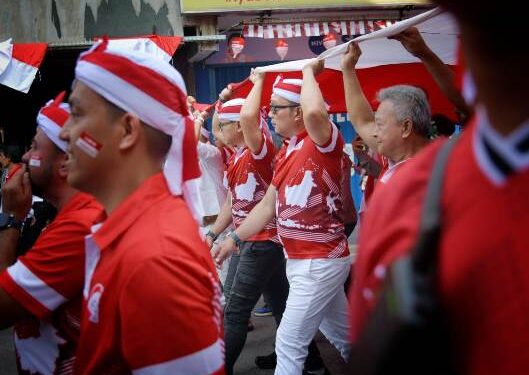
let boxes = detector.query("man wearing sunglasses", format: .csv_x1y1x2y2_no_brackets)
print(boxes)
215,62,351,374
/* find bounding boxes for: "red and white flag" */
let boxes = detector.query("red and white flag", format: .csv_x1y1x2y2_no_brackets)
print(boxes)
0,39,48,94
231,9,460,120
96,35,182,62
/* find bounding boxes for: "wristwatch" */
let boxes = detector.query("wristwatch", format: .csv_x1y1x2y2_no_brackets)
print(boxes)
206,230,218,242
0,213,23,232
229,231,242,247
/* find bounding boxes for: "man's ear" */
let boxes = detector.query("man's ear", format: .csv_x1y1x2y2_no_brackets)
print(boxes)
57,153,69,179
401,118,413,139
119,113,143,151
294,106,303,122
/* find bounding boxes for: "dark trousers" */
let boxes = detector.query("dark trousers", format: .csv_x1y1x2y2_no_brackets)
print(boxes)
224,240,289,374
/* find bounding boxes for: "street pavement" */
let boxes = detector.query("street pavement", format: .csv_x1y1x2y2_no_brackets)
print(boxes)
0,311,347,375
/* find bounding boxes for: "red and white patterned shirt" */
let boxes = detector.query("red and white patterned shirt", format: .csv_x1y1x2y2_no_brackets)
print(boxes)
227,135,277,242
272,124,348,259
75,174,224,375
0,193,103,375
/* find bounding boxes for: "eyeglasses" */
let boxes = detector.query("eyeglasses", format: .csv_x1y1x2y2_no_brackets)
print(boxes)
269,104,299,115
219,121,237,131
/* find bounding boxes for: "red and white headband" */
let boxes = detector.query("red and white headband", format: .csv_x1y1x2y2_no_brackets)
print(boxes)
74,39,203,221
218,98,245,122
37,91,70,152
272,77,303,104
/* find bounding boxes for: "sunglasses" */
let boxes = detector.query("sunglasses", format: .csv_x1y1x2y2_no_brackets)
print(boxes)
269,104,299,115
219,121,237,131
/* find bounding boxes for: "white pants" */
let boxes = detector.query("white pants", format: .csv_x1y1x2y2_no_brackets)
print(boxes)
275,257,351,375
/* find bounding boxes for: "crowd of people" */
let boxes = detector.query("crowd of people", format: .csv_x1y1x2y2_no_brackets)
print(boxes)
0,0,528,374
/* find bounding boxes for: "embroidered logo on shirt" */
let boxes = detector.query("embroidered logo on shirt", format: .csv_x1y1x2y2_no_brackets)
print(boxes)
87,283,104,323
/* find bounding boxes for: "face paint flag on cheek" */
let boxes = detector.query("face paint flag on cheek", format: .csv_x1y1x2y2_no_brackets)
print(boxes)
29,156,41,167
75,132,102,158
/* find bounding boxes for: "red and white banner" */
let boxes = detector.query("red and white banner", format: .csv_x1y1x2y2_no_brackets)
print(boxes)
230,9,459,120
0,39,48,94
243,20,397,39
96,35,183,62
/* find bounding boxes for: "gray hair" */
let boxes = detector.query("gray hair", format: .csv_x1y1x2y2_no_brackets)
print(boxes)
377,85,431,138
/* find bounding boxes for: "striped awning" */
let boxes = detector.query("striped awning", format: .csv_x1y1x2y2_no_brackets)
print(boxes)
243,20,397,38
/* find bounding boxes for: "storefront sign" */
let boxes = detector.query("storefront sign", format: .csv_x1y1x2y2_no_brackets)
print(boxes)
181,0,428,13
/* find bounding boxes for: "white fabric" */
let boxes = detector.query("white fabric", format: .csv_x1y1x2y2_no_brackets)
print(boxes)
0,39,13,75
7,261,67,311
197,142,227,217
275,257,351,375
132,338,224,375
0,54,39,94
256,9,457,74
106,38,172,62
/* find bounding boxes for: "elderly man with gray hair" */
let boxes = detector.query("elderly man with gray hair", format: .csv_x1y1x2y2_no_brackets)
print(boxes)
341,42,431,187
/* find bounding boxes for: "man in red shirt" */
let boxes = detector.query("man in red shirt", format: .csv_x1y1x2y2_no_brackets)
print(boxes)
205,77,289,374
215,61,351,374
350,2,529,374
342,42,432,193
0,93,103,375
59,40,224,374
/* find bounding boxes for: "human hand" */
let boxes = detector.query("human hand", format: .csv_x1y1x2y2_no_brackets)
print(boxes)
219,84,234,103
249,68,264,84
212,237,238,266
388,27,431,59
341,42,362,71
2,164,32,220
303,58,325,76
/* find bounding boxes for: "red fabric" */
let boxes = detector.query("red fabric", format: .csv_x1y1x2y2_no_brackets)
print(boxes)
40,91,69,126
75,174,223,374
11,43,48,68
147,35,182,57
0,193,103,375
272,125,348,259
227,135,277,242
350,121,529,374
229,63,457,120
80,47,188,117
182,116,201,182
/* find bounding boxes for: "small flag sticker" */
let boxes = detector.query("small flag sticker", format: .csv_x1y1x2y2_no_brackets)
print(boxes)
29,156,41,167
76,132,102,158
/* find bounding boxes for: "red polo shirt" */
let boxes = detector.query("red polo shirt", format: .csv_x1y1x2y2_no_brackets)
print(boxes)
272,123,348,259
75,173,224,375
350,118,529,374
0,193,103,375
227,135,277,242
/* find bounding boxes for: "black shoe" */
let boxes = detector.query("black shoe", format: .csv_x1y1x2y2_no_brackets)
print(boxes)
255,351,277,369
303,352,329,375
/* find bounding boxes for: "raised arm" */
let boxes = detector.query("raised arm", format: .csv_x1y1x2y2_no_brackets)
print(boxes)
341,43,378,151
390,27,472,122
0,166,37,328
194,111,210,142
239,70,265,153
301,59,332,146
